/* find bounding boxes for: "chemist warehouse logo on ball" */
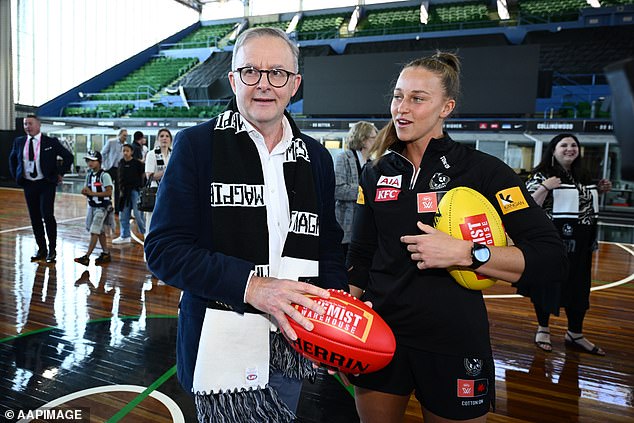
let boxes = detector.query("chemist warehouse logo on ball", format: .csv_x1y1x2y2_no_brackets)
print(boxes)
375,175,402,202
495,186,529,214
299,297,373,342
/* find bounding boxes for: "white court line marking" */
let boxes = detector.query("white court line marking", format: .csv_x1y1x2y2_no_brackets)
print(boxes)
484,241,634,299
17,385,185,423
0,216,85,234
0,187,86,233
131,227,144,246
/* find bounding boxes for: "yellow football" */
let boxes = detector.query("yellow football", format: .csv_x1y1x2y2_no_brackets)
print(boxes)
433,186,507,290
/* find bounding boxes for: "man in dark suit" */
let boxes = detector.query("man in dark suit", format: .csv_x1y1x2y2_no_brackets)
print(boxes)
144,27,347,421
9,115,74,263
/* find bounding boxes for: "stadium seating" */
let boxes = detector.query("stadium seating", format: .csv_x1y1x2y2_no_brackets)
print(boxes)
54,1,632,121
252,20,291,31
428,1,492,30
170,23,236,49
297,13,346,40
354,7,422,36
128,104,226,119
518,0,589,23
93,57,198,101
63,103,135,118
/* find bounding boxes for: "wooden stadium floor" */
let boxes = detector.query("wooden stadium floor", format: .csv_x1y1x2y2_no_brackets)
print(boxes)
0,185,633,422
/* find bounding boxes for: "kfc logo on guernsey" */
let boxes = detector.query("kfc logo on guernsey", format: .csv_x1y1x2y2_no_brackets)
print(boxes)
289,211,319,236
285,139,310,163
375,188,400,202
210,183,265,207
299,297,373,342
215,111,247,133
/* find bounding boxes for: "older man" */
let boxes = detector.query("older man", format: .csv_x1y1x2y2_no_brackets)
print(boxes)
101,128,127,210
9,115,74,263
145,27,347,422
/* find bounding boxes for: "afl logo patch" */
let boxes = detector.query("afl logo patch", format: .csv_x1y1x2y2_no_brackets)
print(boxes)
245,367,259,384
464,358,483,376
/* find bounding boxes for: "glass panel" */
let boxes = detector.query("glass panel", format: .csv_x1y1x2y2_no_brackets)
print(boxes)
90,134,103,152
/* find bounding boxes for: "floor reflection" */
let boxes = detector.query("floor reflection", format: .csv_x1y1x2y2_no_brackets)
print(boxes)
505,352,581,423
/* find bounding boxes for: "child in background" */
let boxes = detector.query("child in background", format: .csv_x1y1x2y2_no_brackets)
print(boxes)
75,151,114,266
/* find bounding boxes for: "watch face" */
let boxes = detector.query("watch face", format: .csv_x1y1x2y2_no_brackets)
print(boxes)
474,245,491,262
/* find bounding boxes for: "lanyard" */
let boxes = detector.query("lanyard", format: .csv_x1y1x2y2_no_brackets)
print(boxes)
24,136,41,161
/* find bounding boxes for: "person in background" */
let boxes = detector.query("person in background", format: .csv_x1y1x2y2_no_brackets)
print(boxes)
74,150,114,266
335,121,378,258
112,144,146,244
131,131,146,162
9,115,74,264
101,128,128,211
525,133,612,355
144,128,173,237
144,27,347,422
141,135,149,161
346,52,566,423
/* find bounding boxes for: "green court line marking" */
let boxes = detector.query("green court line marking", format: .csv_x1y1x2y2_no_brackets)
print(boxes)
333,373,355,397
105,365,178,423
0,314,177,343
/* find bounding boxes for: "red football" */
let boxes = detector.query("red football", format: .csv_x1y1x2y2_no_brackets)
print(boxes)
287,289,396,374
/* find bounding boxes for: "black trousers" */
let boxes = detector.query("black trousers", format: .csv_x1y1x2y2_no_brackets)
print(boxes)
23,179,57,252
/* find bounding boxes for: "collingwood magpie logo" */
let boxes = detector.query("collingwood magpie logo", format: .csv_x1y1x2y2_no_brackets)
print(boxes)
285,138,310,163
464,358,483,377
429,172,450,190
210,183,265,207
214,111,247,133
290,211,319,236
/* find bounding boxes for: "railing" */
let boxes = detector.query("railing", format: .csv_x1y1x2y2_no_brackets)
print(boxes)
161,35,223,50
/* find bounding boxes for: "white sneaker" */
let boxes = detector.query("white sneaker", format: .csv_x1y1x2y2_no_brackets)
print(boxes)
112,236,131,244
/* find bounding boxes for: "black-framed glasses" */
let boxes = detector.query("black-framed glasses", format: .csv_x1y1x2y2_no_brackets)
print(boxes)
234,66,296,88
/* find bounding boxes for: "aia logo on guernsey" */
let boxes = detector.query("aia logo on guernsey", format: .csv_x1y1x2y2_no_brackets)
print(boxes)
377,175,402,188
457,378,488,398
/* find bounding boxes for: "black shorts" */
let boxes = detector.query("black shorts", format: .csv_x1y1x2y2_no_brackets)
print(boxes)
350,344,495,420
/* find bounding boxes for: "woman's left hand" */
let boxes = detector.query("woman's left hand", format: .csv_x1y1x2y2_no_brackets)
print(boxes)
598,178,612,193
401,222,472,270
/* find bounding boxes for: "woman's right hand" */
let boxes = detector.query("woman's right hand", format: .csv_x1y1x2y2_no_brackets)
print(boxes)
542,176,561,191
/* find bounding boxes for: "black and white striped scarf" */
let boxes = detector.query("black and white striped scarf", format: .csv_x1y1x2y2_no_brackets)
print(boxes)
194,98,319,422
153,145,171,175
